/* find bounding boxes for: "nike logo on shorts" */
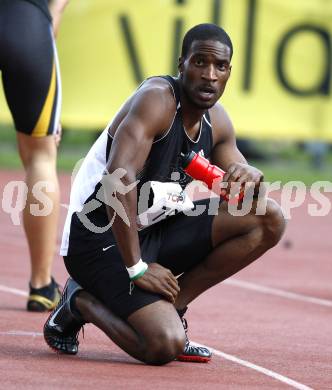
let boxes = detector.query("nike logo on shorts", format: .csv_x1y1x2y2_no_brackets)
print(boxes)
102,244,115,252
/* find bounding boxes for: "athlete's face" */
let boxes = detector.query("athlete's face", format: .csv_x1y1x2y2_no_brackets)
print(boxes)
179,40,232,109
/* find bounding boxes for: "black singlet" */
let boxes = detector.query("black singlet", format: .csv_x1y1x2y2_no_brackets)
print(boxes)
108,75,214,191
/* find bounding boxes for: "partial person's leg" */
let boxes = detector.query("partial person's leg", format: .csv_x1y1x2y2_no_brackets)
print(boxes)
1,1,62,309
174,198,286,309
17,134,60,289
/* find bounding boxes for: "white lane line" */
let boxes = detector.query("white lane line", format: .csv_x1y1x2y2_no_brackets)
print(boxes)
0,281,321,389
224,279,332,308
0,284,28,297
2,278,332,309
0,330,314,390
194,343,314,390
0,331,42,337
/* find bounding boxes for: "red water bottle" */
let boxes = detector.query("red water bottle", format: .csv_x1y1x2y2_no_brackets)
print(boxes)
181,151,243,202
181,151,225,188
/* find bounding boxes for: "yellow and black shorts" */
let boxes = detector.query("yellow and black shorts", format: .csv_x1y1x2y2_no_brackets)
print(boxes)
0,0,61,137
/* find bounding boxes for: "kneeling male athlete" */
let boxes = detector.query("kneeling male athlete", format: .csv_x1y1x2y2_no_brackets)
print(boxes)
44,23,285,365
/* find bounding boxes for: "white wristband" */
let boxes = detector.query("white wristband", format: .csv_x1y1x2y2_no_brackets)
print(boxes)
126,259,148,280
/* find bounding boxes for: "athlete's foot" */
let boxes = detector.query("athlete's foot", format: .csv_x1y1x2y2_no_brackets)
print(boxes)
44,278,85,355
27,277,61,312
176,308,212,363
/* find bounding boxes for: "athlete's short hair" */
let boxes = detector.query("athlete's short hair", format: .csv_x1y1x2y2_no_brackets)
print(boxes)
181,23,233,59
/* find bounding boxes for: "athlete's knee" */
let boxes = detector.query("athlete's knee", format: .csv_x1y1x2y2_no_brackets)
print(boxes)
17,133,57,168
144,329,185,366
260,198,286,247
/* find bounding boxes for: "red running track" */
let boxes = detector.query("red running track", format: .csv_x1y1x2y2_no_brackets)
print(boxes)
0,170,331,389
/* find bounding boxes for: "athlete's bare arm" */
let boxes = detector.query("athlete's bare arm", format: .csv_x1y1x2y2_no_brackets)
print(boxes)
210,103,263,193
105,79,180,302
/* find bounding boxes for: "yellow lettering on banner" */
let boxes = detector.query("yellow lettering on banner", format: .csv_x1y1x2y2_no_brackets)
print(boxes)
0,0,331,140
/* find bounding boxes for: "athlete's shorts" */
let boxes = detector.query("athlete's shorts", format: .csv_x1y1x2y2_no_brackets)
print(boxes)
64,199,218,319
0,0,61,137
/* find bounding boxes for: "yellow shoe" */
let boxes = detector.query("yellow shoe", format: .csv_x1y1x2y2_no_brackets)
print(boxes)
27,277,61,312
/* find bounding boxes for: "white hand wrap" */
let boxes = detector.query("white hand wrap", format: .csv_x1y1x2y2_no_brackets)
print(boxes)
126,259,148,281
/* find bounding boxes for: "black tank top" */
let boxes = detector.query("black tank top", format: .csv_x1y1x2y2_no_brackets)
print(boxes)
135,75,213,192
